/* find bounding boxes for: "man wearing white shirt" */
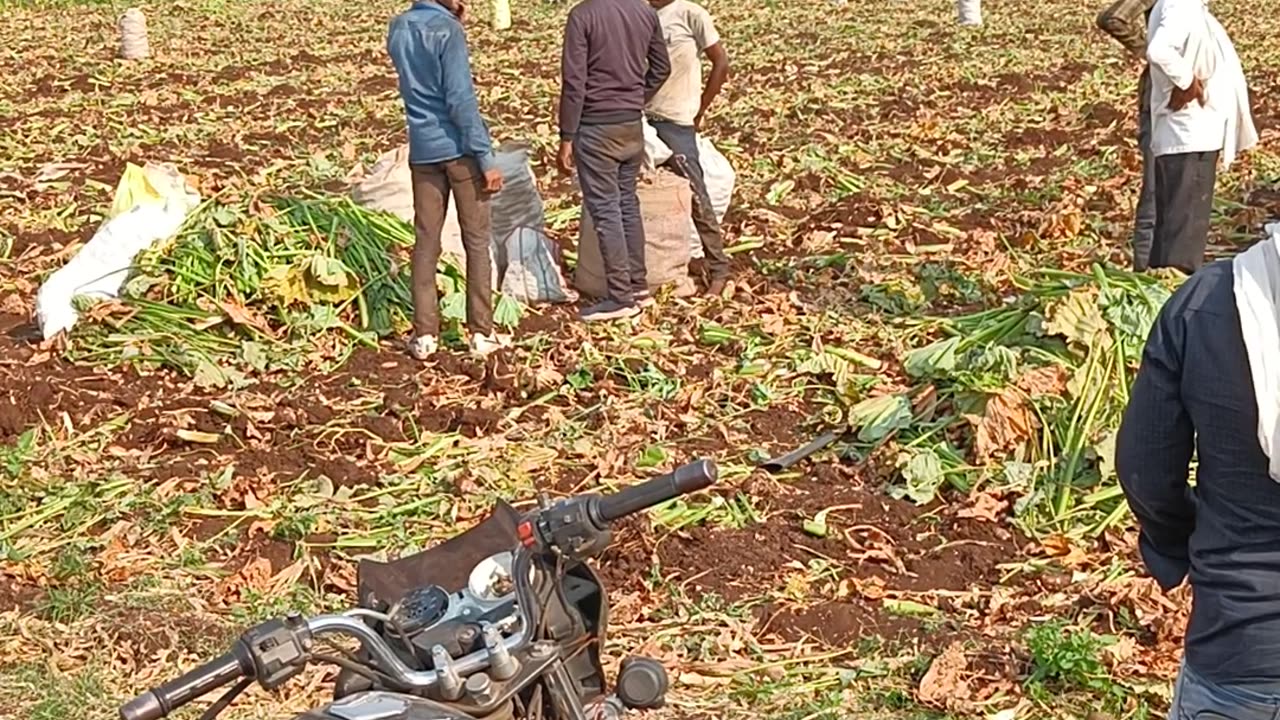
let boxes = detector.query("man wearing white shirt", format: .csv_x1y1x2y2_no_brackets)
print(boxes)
645,0,731,296
1145,0,1257,273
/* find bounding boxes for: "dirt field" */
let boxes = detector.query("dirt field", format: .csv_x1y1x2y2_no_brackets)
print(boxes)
0,0,1276,718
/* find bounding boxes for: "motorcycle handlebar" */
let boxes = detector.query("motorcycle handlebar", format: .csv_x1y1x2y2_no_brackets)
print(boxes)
119,647,251,720
119,461,718,720
596,459,718,522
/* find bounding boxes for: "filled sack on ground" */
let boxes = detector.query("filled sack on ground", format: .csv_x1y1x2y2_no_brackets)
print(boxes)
351,144,574,304
574,170,696,300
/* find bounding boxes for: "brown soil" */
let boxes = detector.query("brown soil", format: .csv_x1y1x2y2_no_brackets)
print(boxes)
1003,126,1077,150
107,606,230,658
742,407,809,447
763,599,923,645
311,454,379,489
652,462,1025,604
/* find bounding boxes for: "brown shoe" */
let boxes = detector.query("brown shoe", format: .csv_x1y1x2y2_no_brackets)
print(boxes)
706,277,728,297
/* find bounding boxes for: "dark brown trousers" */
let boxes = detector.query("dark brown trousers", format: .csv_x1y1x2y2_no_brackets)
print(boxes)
410,158,493,337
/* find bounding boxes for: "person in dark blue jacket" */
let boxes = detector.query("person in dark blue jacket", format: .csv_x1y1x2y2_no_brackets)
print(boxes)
388,0,507,359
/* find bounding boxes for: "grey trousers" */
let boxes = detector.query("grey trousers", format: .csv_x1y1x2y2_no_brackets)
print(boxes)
1170,662,1280,720
574,121,646,305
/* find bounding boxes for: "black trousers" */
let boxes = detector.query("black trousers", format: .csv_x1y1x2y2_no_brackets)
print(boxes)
574,121,647,305
1151,150,1218,274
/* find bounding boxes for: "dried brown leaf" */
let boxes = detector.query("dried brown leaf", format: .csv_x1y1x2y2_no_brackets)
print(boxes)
957,491,1009,523
918,642,971,708
1016,365,1070,397
971,387,1038,462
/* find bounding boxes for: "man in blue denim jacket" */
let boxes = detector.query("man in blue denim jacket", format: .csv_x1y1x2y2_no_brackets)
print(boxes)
388,0,508,359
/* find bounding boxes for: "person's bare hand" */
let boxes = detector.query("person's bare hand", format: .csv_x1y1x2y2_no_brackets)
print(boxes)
557,141,575,175
1170,76,1207,111
483,168,503,193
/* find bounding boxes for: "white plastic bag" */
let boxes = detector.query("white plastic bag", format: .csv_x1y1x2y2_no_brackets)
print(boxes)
688,137,735,260
957,0,982,25
642,118,673,174
500,227,576,304
36,163,199,339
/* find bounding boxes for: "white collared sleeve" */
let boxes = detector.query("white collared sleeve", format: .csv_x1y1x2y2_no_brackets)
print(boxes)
1147,0,1197,90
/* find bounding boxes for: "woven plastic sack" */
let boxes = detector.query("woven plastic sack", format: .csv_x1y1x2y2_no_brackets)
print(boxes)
37,164,199,339
575,170,696,299
641,118,673,174
957,0,982,26
119,8,150,60
500,227,575,304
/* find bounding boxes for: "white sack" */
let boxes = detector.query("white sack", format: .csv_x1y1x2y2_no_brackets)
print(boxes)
957,0,982,25
36,163,199,340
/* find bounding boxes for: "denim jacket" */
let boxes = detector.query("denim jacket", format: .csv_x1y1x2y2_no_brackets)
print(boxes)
387,2,495,172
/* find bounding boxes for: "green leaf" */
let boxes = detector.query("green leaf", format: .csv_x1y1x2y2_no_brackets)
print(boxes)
883,599,940,618
890,447,946,505
440,291,466,322
1094,430,1118,480
309,255,350,287
803,507,834,538
847,394,912,443
1002,461,1035,487
193,359,228,390
766,179,795,205
1045,289,1109,347
566,368,593,390
240,341,270,372
903,336,962,378
494,294,523,328
636,444,668,469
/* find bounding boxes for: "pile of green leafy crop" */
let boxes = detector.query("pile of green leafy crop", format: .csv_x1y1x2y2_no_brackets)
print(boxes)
67,196,521,387
846,265,1184,537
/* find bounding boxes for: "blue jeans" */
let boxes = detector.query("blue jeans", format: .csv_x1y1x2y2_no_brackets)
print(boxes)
1133,67,1156,271
1171,663,1280,720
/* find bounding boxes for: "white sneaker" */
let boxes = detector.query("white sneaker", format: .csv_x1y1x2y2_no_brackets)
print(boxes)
469,333,511,357
408,335,438,360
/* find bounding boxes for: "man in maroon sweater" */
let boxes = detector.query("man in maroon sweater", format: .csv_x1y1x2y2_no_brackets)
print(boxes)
557,0,671,322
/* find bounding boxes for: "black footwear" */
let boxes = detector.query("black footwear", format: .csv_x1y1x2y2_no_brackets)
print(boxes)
580,300,641,322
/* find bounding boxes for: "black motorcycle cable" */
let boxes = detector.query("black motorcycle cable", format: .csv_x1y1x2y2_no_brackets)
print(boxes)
533,555,565,638
197,676,252,720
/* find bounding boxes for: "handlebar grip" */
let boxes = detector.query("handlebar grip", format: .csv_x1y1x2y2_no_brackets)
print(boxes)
596,459,718,522
120,648,250,720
